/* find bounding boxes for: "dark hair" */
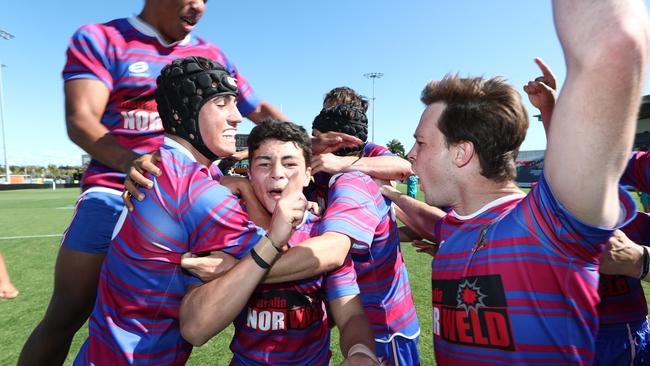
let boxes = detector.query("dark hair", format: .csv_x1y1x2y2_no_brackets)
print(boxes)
312,104,367,156
421,74,529,182
323,87,369,112
248,120,312,166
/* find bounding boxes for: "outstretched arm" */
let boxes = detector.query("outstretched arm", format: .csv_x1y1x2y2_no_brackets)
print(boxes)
245,100,288,123
544,0,649,227
264,232,352,283
380,184,445,241
311,153,413,181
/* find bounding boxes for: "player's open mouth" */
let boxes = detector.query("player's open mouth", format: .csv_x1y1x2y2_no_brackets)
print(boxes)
268,188,284,199
222,129,236,141
180,16,198,26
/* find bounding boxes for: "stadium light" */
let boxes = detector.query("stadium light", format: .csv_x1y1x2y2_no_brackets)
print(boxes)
363,72,383,142
0,29,13,184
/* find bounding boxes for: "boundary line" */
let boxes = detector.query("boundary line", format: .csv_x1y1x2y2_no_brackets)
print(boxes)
0,234,62,241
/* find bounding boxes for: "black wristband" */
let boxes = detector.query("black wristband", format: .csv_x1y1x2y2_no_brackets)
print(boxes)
640,246,650,280
250,248,271,269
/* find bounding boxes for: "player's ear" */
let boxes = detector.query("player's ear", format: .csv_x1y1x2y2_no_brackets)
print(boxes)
452,140,474,168
303,166,312,187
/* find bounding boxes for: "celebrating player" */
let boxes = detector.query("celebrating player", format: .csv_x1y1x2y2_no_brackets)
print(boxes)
72,56,305,365
387,0,650,363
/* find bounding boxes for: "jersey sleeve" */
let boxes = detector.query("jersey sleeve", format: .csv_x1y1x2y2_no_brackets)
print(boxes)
62,24,114,90
323,255,360,301
522,173,636,262
621,151,650,193
363,142,395,157
318,172,382,249
182,174,265,259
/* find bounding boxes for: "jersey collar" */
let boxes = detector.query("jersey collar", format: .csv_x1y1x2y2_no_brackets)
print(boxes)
452,193,526,221
128,16,191,47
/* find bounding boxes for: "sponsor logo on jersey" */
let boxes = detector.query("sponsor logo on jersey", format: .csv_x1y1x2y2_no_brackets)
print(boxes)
119,96,163,132
598,275,631,296
245,290,324,332
128,61,150,77
432,275,515,350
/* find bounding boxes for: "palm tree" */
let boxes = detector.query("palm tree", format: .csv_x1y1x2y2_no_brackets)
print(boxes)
386,139,406,157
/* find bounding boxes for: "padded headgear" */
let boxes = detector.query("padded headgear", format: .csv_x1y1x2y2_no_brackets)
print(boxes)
312,104,368,156
156,56,239,161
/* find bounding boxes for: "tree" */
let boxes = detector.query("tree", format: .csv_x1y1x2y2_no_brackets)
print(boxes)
386,139,406,157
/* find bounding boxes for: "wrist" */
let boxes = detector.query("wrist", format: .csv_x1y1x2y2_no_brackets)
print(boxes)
250,236,280,269
121,152,140,173
639,246,649,280
347,343,380,365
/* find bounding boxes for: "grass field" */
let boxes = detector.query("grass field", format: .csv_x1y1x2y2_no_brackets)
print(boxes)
0,187,435,365
2,187,650,365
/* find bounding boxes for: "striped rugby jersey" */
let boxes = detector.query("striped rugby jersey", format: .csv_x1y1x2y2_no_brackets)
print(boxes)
63,17,260,191
73,138,265,366
311,142,420,342
230,212,360,365
597,211,650,324
430,174,636,365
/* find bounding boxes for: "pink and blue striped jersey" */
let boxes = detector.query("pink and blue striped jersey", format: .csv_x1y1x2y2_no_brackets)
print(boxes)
622,150,650,193
230,212,360,366
597,211,650,325
73,138,266,366
315,170,420,342
63,17,260,192
430,174,636,365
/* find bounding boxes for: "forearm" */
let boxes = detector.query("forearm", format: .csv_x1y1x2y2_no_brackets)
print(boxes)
264,233,351,284
345,156,413,181
539,107,553,138
180,256,268,345
68,125,139,173
338,313,376,355
246,101,288,124
385,189,443,239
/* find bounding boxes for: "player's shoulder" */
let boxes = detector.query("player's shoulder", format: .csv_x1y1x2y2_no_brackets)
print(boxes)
72,18,130,43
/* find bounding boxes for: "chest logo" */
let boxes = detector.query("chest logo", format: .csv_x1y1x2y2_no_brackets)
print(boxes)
128,61,150,75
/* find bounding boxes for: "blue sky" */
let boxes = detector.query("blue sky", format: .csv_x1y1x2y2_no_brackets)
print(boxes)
1,0,649,166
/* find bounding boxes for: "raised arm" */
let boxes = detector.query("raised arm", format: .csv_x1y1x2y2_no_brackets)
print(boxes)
245,100,288,123
522,57,557,135
544,0,650,227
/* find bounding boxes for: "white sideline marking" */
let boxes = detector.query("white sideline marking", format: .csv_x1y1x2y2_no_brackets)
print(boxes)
0,234,63,240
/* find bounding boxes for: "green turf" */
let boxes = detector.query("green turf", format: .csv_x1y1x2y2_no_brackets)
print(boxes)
0,187,435,365
0,187,645,365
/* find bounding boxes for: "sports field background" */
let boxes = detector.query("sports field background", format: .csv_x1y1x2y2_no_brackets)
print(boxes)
1,187,649,365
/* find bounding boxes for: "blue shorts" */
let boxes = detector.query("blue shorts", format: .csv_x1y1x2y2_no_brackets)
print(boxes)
61,188,124,254
375,335,420,366
595,318,650,366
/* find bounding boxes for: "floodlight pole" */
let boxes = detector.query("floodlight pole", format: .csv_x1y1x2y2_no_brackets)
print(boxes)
0,29,13,184
363,72,383,142
0,64,8,183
